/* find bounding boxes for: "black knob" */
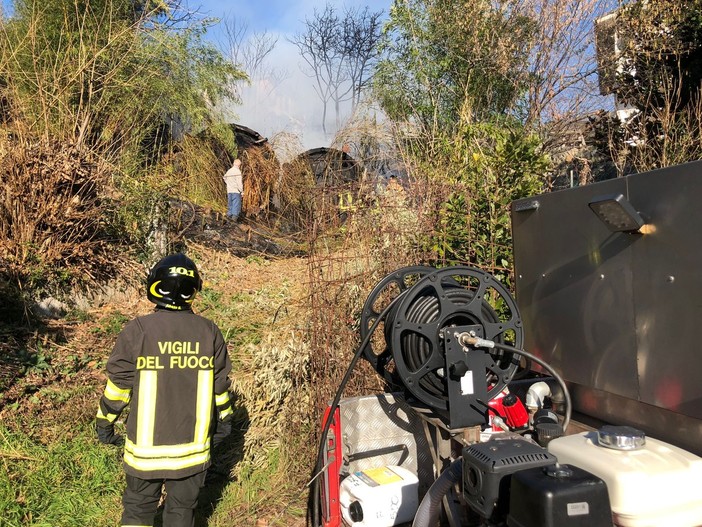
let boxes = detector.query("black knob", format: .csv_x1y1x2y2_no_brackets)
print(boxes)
502,393,518,407
533,408,559,426
536,422,564,447
349,500,364,522
449,361,469,379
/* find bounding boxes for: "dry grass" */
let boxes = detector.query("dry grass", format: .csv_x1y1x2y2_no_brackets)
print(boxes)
0,137,124,286
240,145,281,220
185,243,312,523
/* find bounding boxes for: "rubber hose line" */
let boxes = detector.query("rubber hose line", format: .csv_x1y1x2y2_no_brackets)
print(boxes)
490,342,572,432
411,458,463,527
307,293,407,527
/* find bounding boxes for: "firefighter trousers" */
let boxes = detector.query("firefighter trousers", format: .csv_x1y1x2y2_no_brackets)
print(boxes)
121,471,207,527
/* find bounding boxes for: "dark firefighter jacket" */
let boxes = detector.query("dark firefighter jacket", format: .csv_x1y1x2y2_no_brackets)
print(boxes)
96,308,233,479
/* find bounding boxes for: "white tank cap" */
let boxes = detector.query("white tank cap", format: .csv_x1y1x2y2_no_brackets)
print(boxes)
597,425,646,451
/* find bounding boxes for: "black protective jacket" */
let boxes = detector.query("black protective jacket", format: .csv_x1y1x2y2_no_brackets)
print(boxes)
96,308,232,479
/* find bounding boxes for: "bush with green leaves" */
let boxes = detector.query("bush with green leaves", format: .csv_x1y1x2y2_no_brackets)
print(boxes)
428,121,550,281
0,0,246,284
374,0,536,132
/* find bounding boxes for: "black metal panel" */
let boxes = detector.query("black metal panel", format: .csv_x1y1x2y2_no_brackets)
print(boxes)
512,177,639,400
444,325,490,428
627,163,702,420
511,161,702,452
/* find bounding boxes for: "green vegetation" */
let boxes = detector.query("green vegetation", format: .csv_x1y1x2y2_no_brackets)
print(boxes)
374,0,552,276
2,0,702,525
430,121,550,281
0,423,123,527
90,312,130,337
0,0,245,289
375,0,536,130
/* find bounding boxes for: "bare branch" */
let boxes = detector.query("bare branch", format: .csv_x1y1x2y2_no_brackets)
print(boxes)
290,3,383,134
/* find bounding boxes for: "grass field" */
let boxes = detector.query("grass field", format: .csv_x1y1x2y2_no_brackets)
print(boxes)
0,246,310,526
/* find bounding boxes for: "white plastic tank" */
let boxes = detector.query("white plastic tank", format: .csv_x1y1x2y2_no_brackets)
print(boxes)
547,425,702,527
339,465,419,527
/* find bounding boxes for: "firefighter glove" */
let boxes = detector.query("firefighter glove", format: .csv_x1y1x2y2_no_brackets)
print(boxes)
96,423,124,446
213,416,232,448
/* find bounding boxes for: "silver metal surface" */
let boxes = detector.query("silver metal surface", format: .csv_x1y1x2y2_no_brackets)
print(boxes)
511,161,702,456
339,393,435,495
597,425,646,450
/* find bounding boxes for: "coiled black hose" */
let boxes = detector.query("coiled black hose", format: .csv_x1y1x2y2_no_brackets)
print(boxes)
411,458,463,527
401,286,510,403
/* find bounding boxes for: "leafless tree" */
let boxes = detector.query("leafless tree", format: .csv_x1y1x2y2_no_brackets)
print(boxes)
290,3,383,135
341,6,383,108
521,0,619,130
219,16,286,99
290,4,346,134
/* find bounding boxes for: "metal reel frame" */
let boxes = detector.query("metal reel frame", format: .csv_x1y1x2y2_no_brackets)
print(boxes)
360,266,439,381
361,266,524,425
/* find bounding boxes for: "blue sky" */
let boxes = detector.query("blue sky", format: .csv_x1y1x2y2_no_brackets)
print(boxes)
191,0,391,34
1,0,391,34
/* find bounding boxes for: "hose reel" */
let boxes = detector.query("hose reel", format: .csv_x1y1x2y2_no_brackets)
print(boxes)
361,266,524,429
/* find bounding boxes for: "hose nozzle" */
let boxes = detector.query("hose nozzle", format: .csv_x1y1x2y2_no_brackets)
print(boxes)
456,332,495,349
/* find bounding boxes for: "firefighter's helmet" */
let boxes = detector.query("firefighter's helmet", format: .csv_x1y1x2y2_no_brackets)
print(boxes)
146,254,202,310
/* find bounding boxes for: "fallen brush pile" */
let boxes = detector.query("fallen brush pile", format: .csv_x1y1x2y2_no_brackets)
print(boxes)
0,138,120,286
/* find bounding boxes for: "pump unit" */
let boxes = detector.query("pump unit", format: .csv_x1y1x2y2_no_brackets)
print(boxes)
309,160,702,527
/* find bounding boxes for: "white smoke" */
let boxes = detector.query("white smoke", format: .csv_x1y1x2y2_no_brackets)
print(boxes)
198,0,390,152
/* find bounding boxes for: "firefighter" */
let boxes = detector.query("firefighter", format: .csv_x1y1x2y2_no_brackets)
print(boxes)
96,253,233,527
338,189,356,224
